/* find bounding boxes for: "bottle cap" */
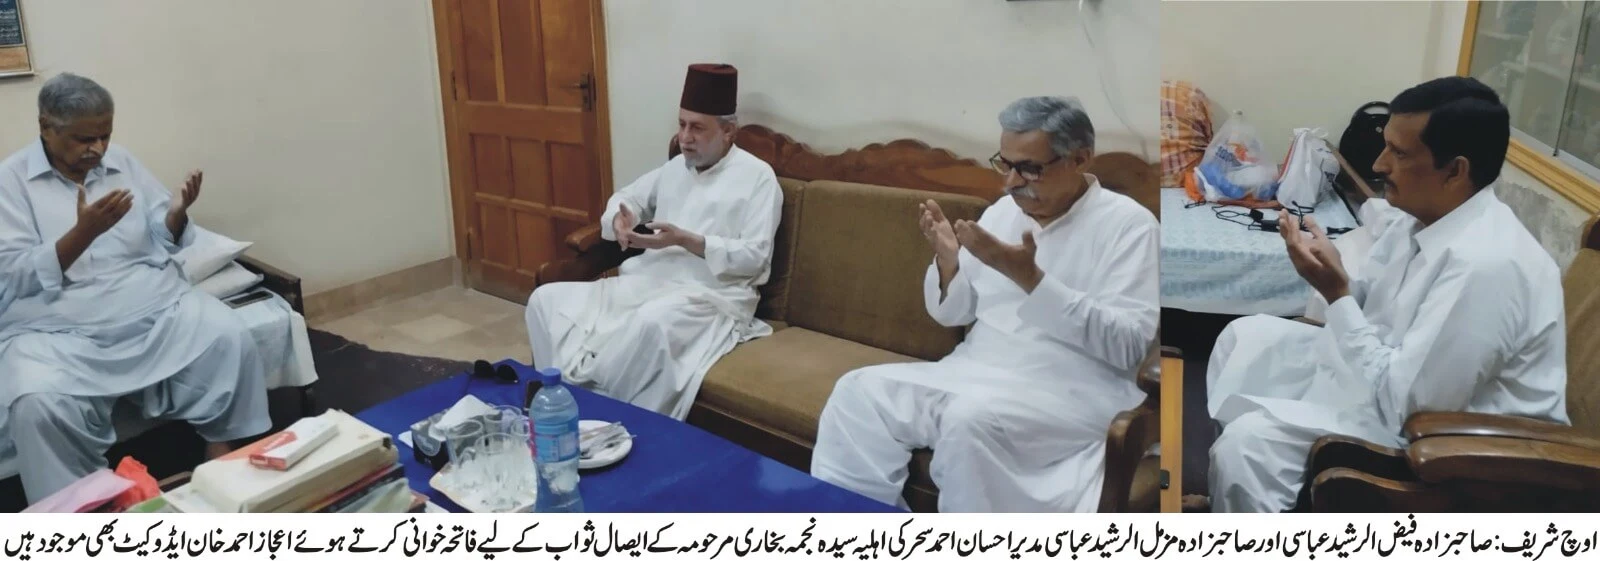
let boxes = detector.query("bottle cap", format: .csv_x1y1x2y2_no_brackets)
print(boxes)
540,368,562,386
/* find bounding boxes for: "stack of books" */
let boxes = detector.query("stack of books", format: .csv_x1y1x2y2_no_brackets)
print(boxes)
139,410,424,513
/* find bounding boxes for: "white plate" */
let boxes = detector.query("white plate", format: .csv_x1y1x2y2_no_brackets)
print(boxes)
429,464,537,513
578,419,631,470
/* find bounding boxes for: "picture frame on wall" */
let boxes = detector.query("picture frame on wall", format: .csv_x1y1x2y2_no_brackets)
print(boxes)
0,0,32,78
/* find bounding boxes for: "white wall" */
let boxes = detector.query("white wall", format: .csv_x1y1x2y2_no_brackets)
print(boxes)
602,0,1159,186
0,0,453,295
1161,1,1447,160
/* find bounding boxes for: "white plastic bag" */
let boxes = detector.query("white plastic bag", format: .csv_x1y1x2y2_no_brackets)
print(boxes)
1276,128,1340,210
1196,111,1278,202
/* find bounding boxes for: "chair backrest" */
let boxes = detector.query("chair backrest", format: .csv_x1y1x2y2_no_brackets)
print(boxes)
1565,214,1600,436
783,180,988,360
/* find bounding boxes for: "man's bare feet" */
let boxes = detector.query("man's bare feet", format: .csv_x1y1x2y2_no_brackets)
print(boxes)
204,441,233,460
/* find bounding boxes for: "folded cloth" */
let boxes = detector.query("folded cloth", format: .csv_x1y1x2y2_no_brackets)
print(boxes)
23,469,134,513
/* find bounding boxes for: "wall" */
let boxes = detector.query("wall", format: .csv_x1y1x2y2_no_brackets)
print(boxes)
601,0,1159,187
0,0,453,295
1165,0,1593,270
1161,1,1442,161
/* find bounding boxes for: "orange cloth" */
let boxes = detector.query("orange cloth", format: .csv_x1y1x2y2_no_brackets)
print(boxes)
110,457,161,512
1161,80,1214,195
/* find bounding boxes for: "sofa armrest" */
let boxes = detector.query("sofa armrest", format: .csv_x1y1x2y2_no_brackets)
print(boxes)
1404,412,1600,450
1408,435,1600,492
565,224,605,253
237,254,303,314
536,242,640,286
1099,341,1165,512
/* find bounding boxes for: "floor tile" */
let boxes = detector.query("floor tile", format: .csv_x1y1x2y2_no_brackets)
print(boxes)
391,314,477,344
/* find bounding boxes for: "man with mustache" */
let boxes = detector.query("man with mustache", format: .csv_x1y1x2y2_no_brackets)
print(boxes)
809,96,1160,512
1205,76,1569,512
0,73,270,504
525,64,782,420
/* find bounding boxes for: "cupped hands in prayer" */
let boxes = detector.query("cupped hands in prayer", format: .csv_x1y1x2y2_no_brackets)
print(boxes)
919,198,1044,292
75,184,131,237
1281,214,1350,303
611,204,705,255
613,204,640,249
171,170,202,219
955,219,1043,292
632,221,704,254
164,170,202,240
919,200,959,270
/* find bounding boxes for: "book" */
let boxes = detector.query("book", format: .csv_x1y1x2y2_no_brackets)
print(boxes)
306,463,407,513
191,410,397,513
249,416,339,471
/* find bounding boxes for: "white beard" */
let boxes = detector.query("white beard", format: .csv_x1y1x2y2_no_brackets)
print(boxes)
683,139,729,170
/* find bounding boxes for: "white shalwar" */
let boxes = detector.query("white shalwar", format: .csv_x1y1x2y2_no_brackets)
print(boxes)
0,141,271,504
810,180,1160,513
525,146,782,420
1206,188,1569,513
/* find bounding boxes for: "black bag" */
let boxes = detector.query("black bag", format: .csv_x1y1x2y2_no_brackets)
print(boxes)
1337,102,1390,184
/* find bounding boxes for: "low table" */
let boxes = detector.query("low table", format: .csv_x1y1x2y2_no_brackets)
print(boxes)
357,360,898,513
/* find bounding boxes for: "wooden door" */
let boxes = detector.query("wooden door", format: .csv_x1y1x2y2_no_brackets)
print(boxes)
433,0,613,303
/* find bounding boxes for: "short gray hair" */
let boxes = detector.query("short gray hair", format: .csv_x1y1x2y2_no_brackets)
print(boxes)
38,73,114,129
998,96,1094,156
716,114,738,129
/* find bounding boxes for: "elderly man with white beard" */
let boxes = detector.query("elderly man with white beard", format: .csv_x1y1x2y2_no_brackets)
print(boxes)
809,96,1161,512
524,64,783,420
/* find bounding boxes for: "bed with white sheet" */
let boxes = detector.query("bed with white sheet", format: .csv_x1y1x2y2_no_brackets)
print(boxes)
1160,188,1360,316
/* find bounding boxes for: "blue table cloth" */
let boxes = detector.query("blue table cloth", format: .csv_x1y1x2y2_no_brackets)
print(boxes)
1160,189,1358,317
356,360,898,513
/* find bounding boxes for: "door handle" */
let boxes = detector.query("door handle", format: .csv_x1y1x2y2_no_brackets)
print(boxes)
561,73,594,111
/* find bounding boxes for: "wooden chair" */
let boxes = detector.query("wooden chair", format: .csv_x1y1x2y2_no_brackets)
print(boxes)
1302,212,1600,512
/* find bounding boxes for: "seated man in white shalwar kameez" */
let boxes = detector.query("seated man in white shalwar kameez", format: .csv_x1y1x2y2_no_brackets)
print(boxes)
1205,77,1569,513
525,64,781,420
810,96,1161,513
0,73,271,505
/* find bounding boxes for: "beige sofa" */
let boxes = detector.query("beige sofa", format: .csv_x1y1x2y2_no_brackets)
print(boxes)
540,126,1167,512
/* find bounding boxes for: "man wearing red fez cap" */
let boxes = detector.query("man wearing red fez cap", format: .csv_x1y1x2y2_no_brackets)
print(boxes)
525,63,784,421
810,96,1160,513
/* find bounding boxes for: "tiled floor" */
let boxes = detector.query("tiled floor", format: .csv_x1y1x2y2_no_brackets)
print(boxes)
311,287,531,364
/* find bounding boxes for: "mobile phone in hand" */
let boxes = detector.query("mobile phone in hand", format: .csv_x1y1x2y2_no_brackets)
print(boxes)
632,223,656,235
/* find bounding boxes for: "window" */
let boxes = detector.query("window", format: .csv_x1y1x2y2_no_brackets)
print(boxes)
1463,0,1600,212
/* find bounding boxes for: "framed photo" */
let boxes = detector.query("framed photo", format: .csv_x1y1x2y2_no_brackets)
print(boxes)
0,0,32,78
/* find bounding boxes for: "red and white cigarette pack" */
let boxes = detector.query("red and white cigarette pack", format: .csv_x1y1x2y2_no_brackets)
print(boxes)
248,416,339,471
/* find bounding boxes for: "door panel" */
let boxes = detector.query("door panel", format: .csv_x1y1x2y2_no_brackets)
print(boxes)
436,0,609,304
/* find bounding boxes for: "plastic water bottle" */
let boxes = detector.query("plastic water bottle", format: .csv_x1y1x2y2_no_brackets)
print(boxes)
528,368,585,513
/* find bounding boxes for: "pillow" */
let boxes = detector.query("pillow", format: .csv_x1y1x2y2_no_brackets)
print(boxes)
195,261,265,299
174,226,253,283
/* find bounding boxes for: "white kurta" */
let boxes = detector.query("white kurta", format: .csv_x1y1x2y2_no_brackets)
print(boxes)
0,141,270,504
810,180,1161,513
1206,188,1569,513
525,146,782,420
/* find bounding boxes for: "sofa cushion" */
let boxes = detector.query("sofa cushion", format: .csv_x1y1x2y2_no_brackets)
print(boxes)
756,178,807,322
783,180,989,361
700,327,921,442
903,450,1160,512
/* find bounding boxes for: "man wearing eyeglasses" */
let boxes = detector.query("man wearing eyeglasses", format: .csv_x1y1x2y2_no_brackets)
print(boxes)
810,96,1160,512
